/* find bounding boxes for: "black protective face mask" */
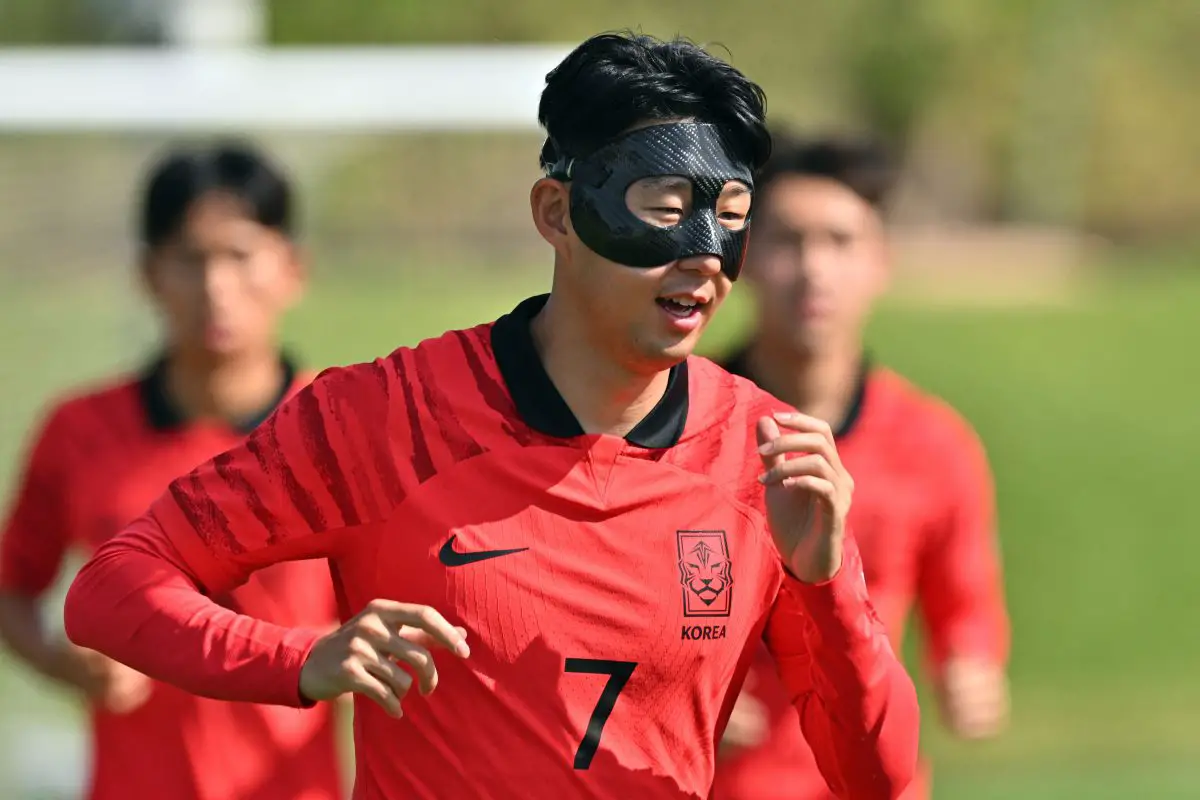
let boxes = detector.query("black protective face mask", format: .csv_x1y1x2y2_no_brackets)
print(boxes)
546,122,755,280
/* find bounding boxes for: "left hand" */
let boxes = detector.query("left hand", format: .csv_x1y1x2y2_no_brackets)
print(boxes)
756,412,854,583
718,688,769,756
937,657,1010,740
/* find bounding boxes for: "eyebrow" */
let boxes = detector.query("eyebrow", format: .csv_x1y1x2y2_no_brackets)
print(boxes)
638,177,752,196
640,176,692,192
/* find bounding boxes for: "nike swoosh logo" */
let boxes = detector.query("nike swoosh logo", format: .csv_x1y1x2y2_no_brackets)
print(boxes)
438,535,529,567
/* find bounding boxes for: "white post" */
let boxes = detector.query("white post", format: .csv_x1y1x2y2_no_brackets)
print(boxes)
165,0,266,48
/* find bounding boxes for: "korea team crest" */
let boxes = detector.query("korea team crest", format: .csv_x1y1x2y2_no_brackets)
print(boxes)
677,530,733,618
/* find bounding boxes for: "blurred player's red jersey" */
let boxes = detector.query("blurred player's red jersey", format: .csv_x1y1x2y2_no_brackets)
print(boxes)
0,358,343,800
710,359,1009,800
64,296,920,800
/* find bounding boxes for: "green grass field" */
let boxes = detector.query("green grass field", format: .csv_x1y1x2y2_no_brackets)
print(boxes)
1,255,1198,798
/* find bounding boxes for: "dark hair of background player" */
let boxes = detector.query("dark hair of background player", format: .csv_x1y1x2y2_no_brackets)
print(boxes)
757,134,899,213
537,31,772,174
140,143,294,249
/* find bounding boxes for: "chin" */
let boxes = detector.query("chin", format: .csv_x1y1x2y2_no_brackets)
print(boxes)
190,337,250,363
638,338,697,372
784,324,832,356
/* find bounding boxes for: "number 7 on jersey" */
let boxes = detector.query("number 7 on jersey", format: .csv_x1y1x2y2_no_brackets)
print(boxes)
564,658,638,769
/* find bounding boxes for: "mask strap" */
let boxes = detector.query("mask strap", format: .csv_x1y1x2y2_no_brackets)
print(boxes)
546,157,575,181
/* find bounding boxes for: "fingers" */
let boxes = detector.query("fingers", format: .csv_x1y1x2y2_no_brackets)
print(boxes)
755,416,784,471
344,661,403,718
758,432,838,463
946,687,1008,739
771,411,835,442
757,413,852,501
301,602,469,713
399,626,471,695
407,625,470,653
331,631,414,717
363,657,414,707
355,617,462,697
941,661,1010,740
758,454,838,489
759,413,843,462
367,600,471,658
720,691,769,752
376,634,439,696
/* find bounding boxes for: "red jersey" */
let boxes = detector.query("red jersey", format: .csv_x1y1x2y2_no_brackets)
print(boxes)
1,357,344,800
710,353,1009,800
63,296,920,800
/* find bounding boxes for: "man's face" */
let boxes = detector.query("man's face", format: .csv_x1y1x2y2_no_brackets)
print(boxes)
555,173,752,372
143,192,304,360
742,175,888,356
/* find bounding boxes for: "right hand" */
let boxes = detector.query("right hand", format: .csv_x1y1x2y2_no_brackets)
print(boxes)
938,657,1009,740
719,688,769,755
299,599,470,719
49,643,152,714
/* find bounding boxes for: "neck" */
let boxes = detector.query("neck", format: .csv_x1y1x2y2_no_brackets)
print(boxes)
744,336,863,433
530,296,670,437
165,347,287,425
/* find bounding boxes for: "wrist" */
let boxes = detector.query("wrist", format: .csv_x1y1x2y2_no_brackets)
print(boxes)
38,641,92,691
286,627,325,708
786,538,844,584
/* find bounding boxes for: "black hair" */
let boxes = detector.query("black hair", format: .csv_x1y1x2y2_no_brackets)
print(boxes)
139,142,294,248
757,132,898,212
537,32,771,174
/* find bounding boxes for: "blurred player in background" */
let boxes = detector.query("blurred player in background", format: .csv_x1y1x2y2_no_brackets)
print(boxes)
710,135,1011,800
0,143,345,800
61,33,920,799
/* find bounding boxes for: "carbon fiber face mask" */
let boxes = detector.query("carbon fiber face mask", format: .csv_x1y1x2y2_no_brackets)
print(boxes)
546,122,755,280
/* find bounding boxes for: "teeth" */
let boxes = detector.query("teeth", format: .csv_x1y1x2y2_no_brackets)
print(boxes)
673,298,698,307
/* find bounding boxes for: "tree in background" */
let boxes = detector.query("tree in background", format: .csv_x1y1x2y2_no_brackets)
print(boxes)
4,0,1198,238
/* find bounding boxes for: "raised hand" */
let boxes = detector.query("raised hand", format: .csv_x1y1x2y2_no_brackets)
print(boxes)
756,412,855,583
299,600,470,718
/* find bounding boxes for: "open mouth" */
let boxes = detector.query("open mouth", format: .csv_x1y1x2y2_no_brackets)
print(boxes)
656,296,707,319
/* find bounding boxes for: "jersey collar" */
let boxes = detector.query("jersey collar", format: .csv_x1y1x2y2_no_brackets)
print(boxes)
139,352,299,435
720,342,870,439
490,294,689,448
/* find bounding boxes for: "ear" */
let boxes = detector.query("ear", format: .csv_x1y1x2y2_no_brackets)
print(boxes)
530,177,572,257
865,208,893,295
875,228,894,294
282,240,309,306
138,248,161,300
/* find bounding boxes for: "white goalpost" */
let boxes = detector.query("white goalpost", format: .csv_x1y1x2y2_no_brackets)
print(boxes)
1,0,570,133
0,45,572,132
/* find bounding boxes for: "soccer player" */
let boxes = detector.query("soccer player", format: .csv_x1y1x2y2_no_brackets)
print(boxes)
0,143,345,800
709,135,1010,800
61,34,920,799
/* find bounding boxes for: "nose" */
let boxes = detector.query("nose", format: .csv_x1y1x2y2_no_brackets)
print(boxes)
202,259,240,303
676,253,723,276
798,240,837,279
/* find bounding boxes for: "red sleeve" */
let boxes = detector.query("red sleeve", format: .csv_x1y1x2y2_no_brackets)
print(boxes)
1,407,74,596
64,362,395,707
763,537,921,800
916,415,1009,672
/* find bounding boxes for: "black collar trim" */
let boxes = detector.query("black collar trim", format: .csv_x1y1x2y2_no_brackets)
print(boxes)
139,353,299,435
721,343,870,439
490,294,689,449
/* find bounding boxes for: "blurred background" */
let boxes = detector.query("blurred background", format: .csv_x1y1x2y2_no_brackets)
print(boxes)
1,1,1198,797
